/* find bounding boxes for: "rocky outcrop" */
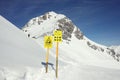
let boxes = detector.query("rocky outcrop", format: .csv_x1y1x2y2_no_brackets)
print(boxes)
87,41,104,52
74,28,83,40
57,17,75,40
87,41,120,62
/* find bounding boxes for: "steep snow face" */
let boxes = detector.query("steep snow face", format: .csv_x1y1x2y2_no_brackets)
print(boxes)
0,15,47,68
22,11,119,62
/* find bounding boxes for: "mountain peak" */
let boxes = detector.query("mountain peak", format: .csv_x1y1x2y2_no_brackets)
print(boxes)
46,11,58,16
22,11,83,40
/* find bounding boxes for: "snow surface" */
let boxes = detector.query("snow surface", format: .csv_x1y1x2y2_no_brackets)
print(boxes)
0,15,47,68
1,13,120,80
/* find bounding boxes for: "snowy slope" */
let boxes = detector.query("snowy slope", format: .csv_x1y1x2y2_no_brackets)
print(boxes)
0,15,58,80
1,12,120,80
0,15,48,68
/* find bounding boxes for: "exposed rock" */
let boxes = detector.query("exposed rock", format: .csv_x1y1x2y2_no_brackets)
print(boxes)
42,15,47,20
87,41,104,52
74,28,83,40
58,17,75,40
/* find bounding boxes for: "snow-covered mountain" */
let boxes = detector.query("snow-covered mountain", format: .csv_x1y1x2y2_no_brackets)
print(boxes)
1,12,120,80
22,11,120,62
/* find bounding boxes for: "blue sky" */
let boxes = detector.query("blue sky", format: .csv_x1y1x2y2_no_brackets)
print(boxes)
0,0,120,46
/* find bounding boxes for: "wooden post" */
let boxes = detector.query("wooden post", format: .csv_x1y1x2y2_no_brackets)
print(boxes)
46,48,49,73
56,42,59,78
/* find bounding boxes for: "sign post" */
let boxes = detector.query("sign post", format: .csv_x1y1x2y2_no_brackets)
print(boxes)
44,36,53,73
54,30,62,78
46,48,49,73
56,42,59,78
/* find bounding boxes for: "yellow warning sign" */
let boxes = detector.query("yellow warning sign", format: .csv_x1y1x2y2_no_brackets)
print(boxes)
54,30,62,42
44,36,53,48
